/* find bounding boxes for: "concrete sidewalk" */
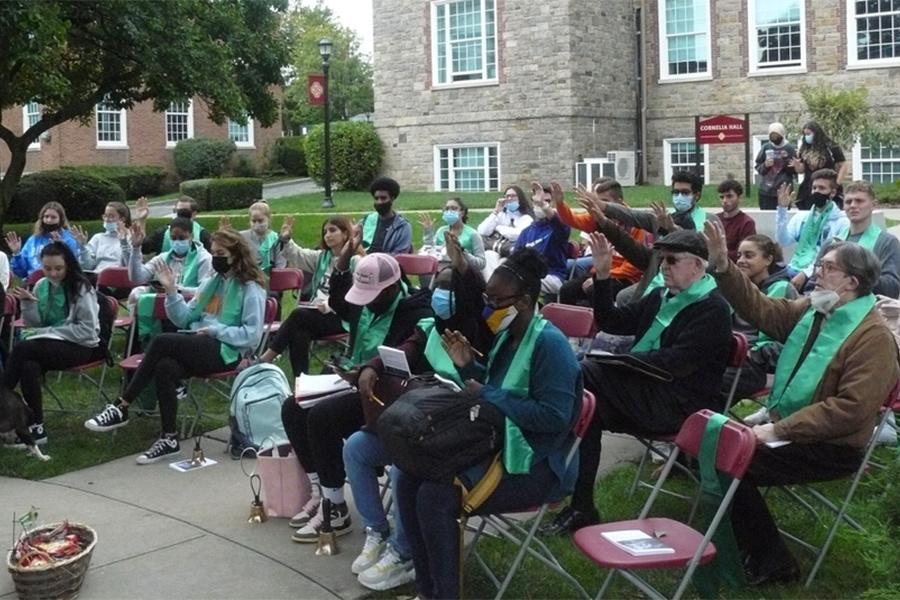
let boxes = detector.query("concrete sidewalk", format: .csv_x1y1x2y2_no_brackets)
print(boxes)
2,428,643,599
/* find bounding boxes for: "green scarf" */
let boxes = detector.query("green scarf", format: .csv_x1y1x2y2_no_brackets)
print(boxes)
255,230,279,273
751,280,791,352
435,224,476,254
162,221,204,253
692,413,746,597
632,274,717,352
361,213,378,249
349,285,406,366
669,205,707,231
789,201,835,271
188,275,246,364
485,314,548,474
836,222,881,251
309,249,333,298
418,317,465,387
768,294,876,419
640,270,666,298
34,278,67,326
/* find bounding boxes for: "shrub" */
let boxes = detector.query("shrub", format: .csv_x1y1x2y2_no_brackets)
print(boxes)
9,170,125,223
173,137,237,180
61,165,166,199
273,136,306,176
229,154,258,178
304,121,382,190
180,177,263,211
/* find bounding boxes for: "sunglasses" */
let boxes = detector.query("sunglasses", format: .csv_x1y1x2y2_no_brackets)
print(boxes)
661,254,692,265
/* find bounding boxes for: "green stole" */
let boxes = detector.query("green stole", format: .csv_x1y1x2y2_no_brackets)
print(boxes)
767,294,876,419
34,279,67,326
641,270,666,298
136,245,202,342
435,225,476,254
751,280,790,352
188,275,246,364
309,249,333,297
836,222,881,251
418,317,465,387
669,205,707,230
632,274,717,352
255,231,279,273
361,213,378,250
789,201,835,271
349,285,407,366
162,221,204,253
485,314,548,474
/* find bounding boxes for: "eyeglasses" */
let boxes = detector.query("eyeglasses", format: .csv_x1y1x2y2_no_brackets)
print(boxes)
504,193,519,199
482,292,520,309
661,254,691,265
814,261,847,276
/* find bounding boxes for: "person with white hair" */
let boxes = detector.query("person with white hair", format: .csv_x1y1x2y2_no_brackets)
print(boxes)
755,122,798,210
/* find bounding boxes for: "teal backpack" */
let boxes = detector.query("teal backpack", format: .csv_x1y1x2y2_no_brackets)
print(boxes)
228,363,292,455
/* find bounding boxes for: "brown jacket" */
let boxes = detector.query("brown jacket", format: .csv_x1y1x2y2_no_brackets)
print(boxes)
715,261,899,449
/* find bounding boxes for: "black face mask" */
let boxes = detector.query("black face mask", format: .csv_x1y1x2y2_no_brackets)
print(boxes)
374,201,393,216
42,222,60,233
211,255,231,274
175,209,193,219
769,135,783,145
368,285,398,314
811,192,830,208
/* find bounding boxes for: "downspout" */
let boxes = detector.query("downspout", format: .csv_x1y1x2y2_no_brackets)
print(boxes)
635,1,648,185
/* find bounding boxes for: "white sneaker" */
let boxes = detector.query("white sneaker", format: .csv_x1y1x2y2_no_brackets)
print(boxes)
875,411,897,446
650,441,673,464
289,485,321,528
357,545,415,591
291,501,352,543
352,528,387,574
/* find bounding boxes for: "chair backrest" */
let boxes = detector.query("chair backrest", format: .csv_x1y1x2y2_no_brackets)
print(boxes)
26,269,45,287
395,253,439,276
884,380,900,411
2,294,16,317
541,302,595,339
269,268,304,294
674,409,757,479
151,293,168,320
575,390,597,439
263,297,279,325
96,266,134,290
729,332,748,369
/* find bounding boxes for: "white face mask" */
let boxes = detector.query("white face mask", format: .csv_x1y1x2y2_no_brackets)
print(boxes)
251,221,269,235
533,207,547,221
810,289,841,315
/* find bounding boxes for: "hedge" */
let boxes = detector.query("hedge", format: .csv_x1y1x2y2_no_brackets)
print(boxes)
61,165,166,199
8,169,125,224
173,137,237,180
180,177,263,211
305,121,382,190
274,136,306,176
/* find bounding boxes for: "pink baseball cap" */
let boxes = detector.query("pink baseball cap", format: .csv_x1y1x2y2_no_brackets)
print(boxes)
345,253,402,305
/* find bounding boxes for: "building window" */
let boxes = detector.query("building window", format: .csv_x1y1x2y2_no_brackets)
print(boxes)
431,0,498,87
659,0,711,80
853,140,900,183
749,0,805,73
165,100,194,147
847,0,900,68
434,144,500,191
228,117,255,148
23,102,41,150
663,138,709,184
95,100,127,148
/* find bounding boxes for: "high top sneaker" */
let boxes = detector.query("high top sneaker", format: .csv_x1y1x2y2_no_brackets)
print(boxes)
288,484,322,529
291,500,352,543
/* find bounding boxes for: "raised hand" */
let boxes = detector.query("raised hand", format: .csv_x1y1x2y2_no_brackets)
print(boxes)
702,220,730,272
336,225,361,271
549,181,565,206
130,221,145,248
280,215,295,241
575,184,608,221
134,196,150,222
70,224,88,246
49,230,62,242
650,201,677,233
117,221,129,240
156,262,177,294
418,212,434,231
776,183,793,208
530,181,545,206
218,215,232,231
587,232,613,279
440,329,474,368
5,231,21,254
444,230,468,273
493,197,506,215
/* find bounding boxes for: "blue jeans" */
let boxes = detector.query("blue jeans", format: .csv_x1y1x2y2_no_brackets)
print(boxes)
342,430,411,559
566,256,593,279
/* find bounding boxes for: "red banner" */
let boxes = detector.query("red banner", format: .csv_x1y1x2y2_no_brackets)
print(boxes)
695,115,748,145
307,74,325,106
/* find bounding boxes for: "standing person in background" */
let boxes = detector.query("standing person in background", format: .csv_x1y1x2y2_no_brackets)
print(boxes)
6,202,80,280
792,121,847,210
133,196,213,254
359,177,413,255
755,122,797,210
418,197,486,271
716,179,757,262
71,201,132,274
236,201,285,275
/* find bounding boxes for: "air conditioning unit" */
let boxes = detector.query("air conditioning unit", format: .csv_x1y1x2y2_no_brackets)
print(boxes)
606,151,636,187
574,158,614,189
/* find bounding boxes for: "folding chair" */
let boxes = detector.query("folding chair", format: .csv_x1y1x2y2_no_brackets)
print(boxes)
464,390,597,600
540,302,596,356
395,253,439,289
267,268,304,335
96,267,136,355
574,409,757,600
25,268,45,288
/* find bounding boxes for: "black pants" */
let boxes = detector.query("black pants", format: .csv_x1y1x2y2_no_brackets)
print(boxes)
268,307,344,379
121,333,234,433
758,194,778,210
280,391,364,488
730,443,862,573
720,360,768,403
4,338,105,424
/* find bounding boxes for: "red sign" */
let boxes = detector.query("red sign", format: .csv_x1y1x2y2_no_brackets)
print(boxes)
695,115,748,145
307,74,326,106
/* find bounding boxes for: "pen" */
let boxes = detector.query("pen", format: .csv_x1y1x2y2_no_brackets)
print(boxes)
371,394,384,406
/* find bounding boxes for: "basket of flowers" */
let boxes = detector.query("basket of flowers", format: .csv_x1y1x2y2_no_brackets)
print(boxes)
7,521,97,600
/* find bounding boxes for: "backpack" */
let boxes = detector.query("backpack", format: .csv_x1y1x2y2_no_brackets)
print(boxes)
376,384,505,483
228,363,292,452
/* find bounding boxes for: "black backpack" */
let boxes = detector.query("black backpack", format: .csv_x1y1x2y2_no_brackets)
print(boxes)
376,385,505,483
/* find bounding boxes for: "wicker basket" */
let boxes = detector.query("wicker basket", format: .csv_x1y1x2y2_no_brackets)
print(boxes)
6,523,98,600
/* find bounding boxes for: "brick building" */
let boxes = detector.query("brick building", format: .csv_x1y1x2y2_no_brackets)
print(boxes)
373,0,900,191
0,97,282,177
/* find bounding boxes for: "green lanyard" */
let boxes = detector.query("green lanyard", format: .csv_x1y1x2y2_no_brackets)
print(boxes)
35,278,67,326
256,231,279,273
418,317,465,387
836,222,881,251
309,249,333,297
361,213,378,249
751,280,791,352
632,274,717,352
188,275,245,364
349,286,406,366
790,201,835,271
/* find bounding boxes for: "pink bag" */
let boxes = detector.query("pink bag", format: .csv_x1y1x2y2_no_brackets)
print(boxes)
256,443,311,518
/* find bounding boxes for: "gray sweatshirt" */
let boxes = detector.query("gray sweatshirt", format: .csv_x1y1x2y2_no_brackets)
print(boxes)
812,229,900,298
21,281,100,347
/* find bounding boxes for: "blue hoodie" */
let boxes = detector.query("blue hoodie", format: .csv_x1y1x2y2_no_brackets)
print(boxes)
514,214,571,281
11,229,80,279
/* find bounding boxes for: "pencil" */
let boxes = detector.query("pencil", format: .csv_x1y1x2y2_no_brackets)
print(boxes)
471,347,484,358
371,394,385,406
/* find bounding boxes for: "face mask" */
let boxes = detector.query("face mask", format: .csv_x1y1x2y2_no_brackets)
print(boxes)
482,304,518,334
810,289,841,316
811,192,830,208
374,201,393,216
769,135,783,146
42,222,60,233
431,288,455,320
170,239,191,256
441,210,460,226
672,193,694,213
212,255,231,274
251,221,269,235
505,201,520,213
175,209,193,220
104,221,118,234
804,134,814,145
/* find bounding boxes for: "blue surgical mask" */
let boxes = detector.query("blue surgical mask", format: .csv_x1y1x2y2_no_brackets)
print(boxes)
431,288,455,320
104,221,118,234
505,201,520,213
672,193,694,213
804,134,814,145
442,210,460,226
170,239,191,256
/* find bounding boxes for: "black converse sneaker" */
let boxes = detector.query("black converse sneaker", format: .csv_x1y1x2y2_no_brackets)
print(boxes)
136,436,181,465
291,500,352,543
5,423,48,448
85,403,129,432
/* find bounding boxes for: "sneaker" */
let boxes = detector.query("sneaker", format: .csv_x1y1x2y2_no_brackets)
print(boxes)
135,436,181,465
358,545,415,591
85,403,129,432
289,486,322,528
4,423,48,448
875,411,898,446
538,506,600,537
175,381,188,401
291,501,352,543
650,441,673,464
352,528,388,574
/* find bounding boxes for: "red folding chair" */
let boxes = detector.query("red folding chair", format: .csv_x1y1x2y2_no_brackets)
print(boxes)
96,267,136,353
267,268,304,335
395,253,439,289
574,410,757,600
2,294,17,351
541,302,596,355
25,268,45,288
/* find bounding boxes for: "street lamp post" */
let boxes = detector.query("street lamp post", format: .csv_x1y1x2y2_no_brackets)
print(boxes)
319,38,334,209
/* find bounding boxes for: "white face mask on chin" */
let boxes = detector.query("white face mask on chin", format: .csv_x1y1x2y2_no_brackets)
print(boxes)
810,281,850,316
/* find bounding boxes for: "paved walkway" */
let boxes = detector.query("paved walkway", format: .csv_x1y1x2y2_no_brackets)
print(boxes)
1,428,643,599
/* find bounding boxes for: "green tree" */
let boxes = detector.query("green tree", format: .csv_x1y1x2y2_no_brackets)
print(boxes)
282,4,374,130
0,0,291,229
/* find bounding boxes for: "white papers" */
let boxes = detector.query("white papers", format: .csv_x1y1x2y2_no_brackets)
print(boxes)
295,373,352,397
169,458,218,472
378,345,412,378
601,530,675,556
764,440,792,449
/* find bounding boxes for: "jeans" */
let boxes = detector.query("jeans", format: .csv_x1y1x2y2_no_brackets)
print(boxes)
343,430,411,559
566,256,594,279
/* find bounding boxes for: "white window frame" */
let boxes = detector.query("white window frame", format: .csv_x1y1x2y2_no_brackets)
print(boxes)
747,0,806,75
165,100,194,148
852,139,900,183
751,134,769,160
22,102,41,151
846,0,900,69
658,0,712,83
430,0,499,90
432,142,501,192
95,101,128,149
227,117,255,149
663,138,710,185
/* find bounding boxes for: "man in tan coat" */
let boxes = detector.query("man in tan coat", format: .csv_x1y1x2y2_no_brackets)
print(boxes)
704,220,899,586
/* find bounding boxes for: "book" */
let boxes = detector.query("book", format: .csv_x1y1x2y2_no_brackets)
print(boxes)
601,529,675,556
168,457,218,473
378,345,412,379
585,350,673,382
295,373,352,398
